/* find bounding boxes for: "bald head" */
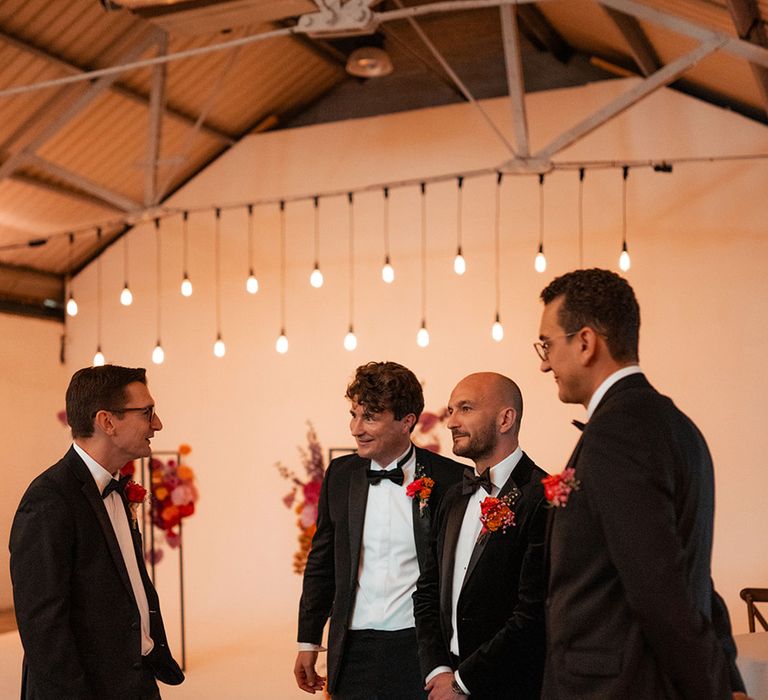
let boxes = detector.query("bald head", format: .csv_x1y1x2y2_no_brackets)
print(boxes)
446,372,524,469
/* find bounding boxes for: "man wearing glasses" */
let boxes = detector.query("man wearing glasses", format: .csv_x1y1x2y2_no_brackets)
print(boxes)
535,268,748,699
10,365,184,699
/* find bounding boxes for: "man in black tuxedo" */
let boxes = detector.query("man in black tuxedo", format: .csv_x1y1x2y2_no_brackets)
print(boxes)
9,365,184,699
536,269,748,699
294,361,464,698
413,372,548,700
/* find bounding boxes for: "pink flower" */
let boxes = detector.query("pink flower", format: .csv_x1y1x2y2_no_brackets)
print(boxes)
165,530,180,548
302,479,322,505
299,502,318,529
542,467,581,508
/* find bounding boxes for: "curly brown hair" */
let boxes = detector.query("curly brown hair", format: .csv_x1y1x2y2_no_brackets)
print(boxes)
345,361,424,429
540,268,640,363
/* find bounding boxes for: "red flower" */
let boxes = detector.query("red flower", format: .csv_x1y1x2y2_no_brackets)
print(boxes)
406,476,435,516
479,495,515,538
124,480,147,503
302,479,322,505
542,467,581,508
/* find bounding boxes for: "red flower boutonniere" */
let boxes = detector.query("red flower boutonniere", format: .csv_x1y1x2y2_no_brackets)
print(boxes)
478,495,515,542
124,480,147,529
406,476,435,517
542,467,581,508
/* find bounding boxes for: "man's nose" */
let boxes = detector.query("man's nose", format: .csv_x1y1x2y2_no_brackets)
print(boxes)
152,412,163,430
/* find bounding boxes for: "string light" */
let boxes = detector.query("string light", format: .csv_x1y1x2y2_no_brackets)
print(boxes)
276,200,289,354
151,218,165,365
344,193,357,351
120,233,133,306
310,196,324,289
93,228,105,366
246,204,259,294
416,182,430,348
578,168,585,268
381,187,394,284
65,233,78,316
534,174,547,273
453,176,466,275
619,166,631,271
180,210,193,297
213,208,225,358
491,173,504,342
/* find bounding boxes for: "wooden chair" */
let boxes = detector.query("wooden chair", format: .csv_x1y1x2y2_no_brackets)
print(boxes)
740,588,768,632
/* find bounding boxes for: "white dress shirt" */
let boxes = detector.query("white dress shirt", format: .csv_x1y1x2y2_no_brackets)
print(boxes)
73,443,154,656
587,365,643,418
349,445,419,631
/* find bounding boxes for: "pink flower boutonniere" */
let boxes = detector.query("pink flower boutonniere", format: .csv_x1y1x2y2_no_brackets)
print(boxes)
542,467,581,508
124,480,147,529
406,476,435,517
478,495,515,542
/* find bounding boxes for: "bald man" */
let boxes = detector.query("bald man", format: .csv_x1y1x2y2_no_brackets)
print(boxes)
413,373,548,700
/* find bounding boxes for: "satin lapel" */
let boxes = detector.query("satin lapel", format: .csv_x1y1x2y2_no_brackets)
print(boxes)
70,455,136,601
347,457,370,590
411,451,431,572
440,493,469,633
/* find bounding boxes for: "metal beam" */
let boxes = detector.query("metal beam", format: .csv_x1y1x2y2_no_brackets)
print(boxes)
534,36,725,161
0,28,235,146
725,0,768,113
0,29,163,182
145,33,168,207
603,6,660,76
22,154,142,212
499,4,530,158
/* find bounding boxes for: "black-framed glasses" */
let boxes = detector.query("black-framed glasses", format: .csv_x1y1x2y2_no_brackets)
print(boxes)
533,332,578,361
97,405,156,422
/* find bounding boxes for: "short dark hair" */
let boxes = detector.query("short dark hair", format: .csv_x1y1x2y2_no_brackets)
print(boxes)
540,268,640,363
66,365,147,438
345,361,424,428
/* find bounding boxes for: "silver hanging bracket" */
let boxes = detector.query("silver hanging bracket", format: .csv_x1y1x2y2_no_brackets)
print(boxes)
296,0,378,37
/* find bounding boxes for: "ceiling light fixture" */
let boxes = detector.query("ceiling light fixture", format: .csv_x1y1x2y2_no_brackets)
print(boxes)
453,176,466,275
344,192,357,351
180,210,193,297
246,204,259,294
346,46,392,78
619,166,631,272
276,200,289,354
93,228,105,366
534,174,547,273
491,173,504,343
416,182,430,348
310,196,324,289
66,233,78,317
213,208,226,358
381,186,394,284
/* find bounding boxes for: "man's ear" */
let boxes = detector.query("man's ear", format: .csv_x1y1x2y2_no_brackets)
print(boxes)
498,407,517,435
93,410,116,436
402,413,417,433
577,327,600,366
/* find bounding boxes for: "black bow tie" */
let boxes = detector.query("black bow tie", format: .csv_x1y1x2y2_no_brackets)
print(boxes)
572,419,587,432
462,468,492,496
366,466,404,486
102,475,129,499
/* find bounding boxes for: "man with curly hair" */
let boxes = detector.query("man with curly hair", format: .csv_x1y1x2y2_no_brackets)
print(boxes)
294,361,464,699
536,268,748,699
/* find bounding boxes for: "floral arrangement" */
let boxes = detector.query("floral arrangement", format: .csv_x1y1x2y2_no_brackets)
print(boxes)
276,422,326,575
121,443,199,563
542,467,581,508
478,495,516,542
412,408,449,453
406,472,435,517
124,480,147,530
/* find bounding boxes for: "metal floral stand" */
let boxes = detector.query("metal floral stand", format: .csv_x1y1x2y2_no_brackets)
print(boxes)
140,450,187,672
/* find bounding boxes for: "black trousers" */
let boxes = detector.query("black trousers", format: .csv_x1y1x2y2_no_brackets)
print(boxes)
333,628,427,700
140,656,162,700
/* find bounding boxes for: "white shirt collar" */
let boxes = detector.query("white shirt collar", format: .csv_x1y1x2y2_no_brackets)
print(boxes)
586,365,643,419
72,442,117,495
477,445,523,490
371,443,415,472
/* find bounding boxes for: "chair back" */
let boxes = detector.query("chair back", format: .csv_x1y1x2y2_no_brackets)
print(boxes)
740,588,768,632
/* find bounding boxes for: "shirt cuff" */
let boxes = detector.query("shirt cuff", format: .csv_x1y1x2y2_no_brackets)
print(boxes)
425,666,453,684
454,670,470,695
298,643,327,652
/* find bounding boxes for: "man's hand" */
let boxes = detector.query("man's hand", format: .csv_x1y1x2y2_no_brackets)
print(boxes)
425,671,467,700
293,650,326,694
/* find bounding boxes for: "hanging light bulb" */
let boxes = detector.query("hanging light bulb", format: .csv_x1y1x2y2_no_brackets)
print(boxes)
66,232,78,316
152,342,165,365
491,313,504,342
453,176,466,275
93,347,105,367
381,187,395,284
344,326,358,351
66,293,79,317
535,243,547,273
213,208,225,358
310,264,324,289
416,321,430,348
180,211,193,297
491,174,504,343
618,166,631,272
213,334,226,358
246,270,259,294
245,205,259,294
276,330,289,354
120,284,133,306
534,173,547,273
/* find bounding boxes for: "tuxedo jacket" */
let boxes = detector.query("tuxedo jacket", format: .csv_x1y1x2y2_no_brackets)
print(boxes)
297,446,464,694
413,452,548,699
542,373,739,699
9,447,184,700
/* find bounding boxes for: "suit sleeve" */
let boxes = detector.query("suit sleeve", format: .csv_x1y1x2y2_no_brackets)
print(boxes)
583,411,730,699
9,484,90,697
458,493,547,695
413,493,453,680
297,463,336,644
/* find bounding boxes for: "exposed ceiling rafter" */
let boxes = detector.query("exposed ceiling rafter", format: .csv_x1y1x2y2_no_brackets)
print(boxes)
516,3,573,64
724,0,768,114
602,6,660,76
499,4,530,158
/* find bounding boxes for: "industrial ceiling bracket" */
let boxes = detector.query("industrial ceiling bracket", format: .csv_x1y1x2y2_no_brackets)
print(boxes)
297,0,378,37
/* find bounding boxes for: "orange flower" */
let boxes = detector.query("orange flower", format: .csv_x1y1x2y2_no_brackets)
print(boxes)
155,486,169,501
177,465,194,481
179,444,192,455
